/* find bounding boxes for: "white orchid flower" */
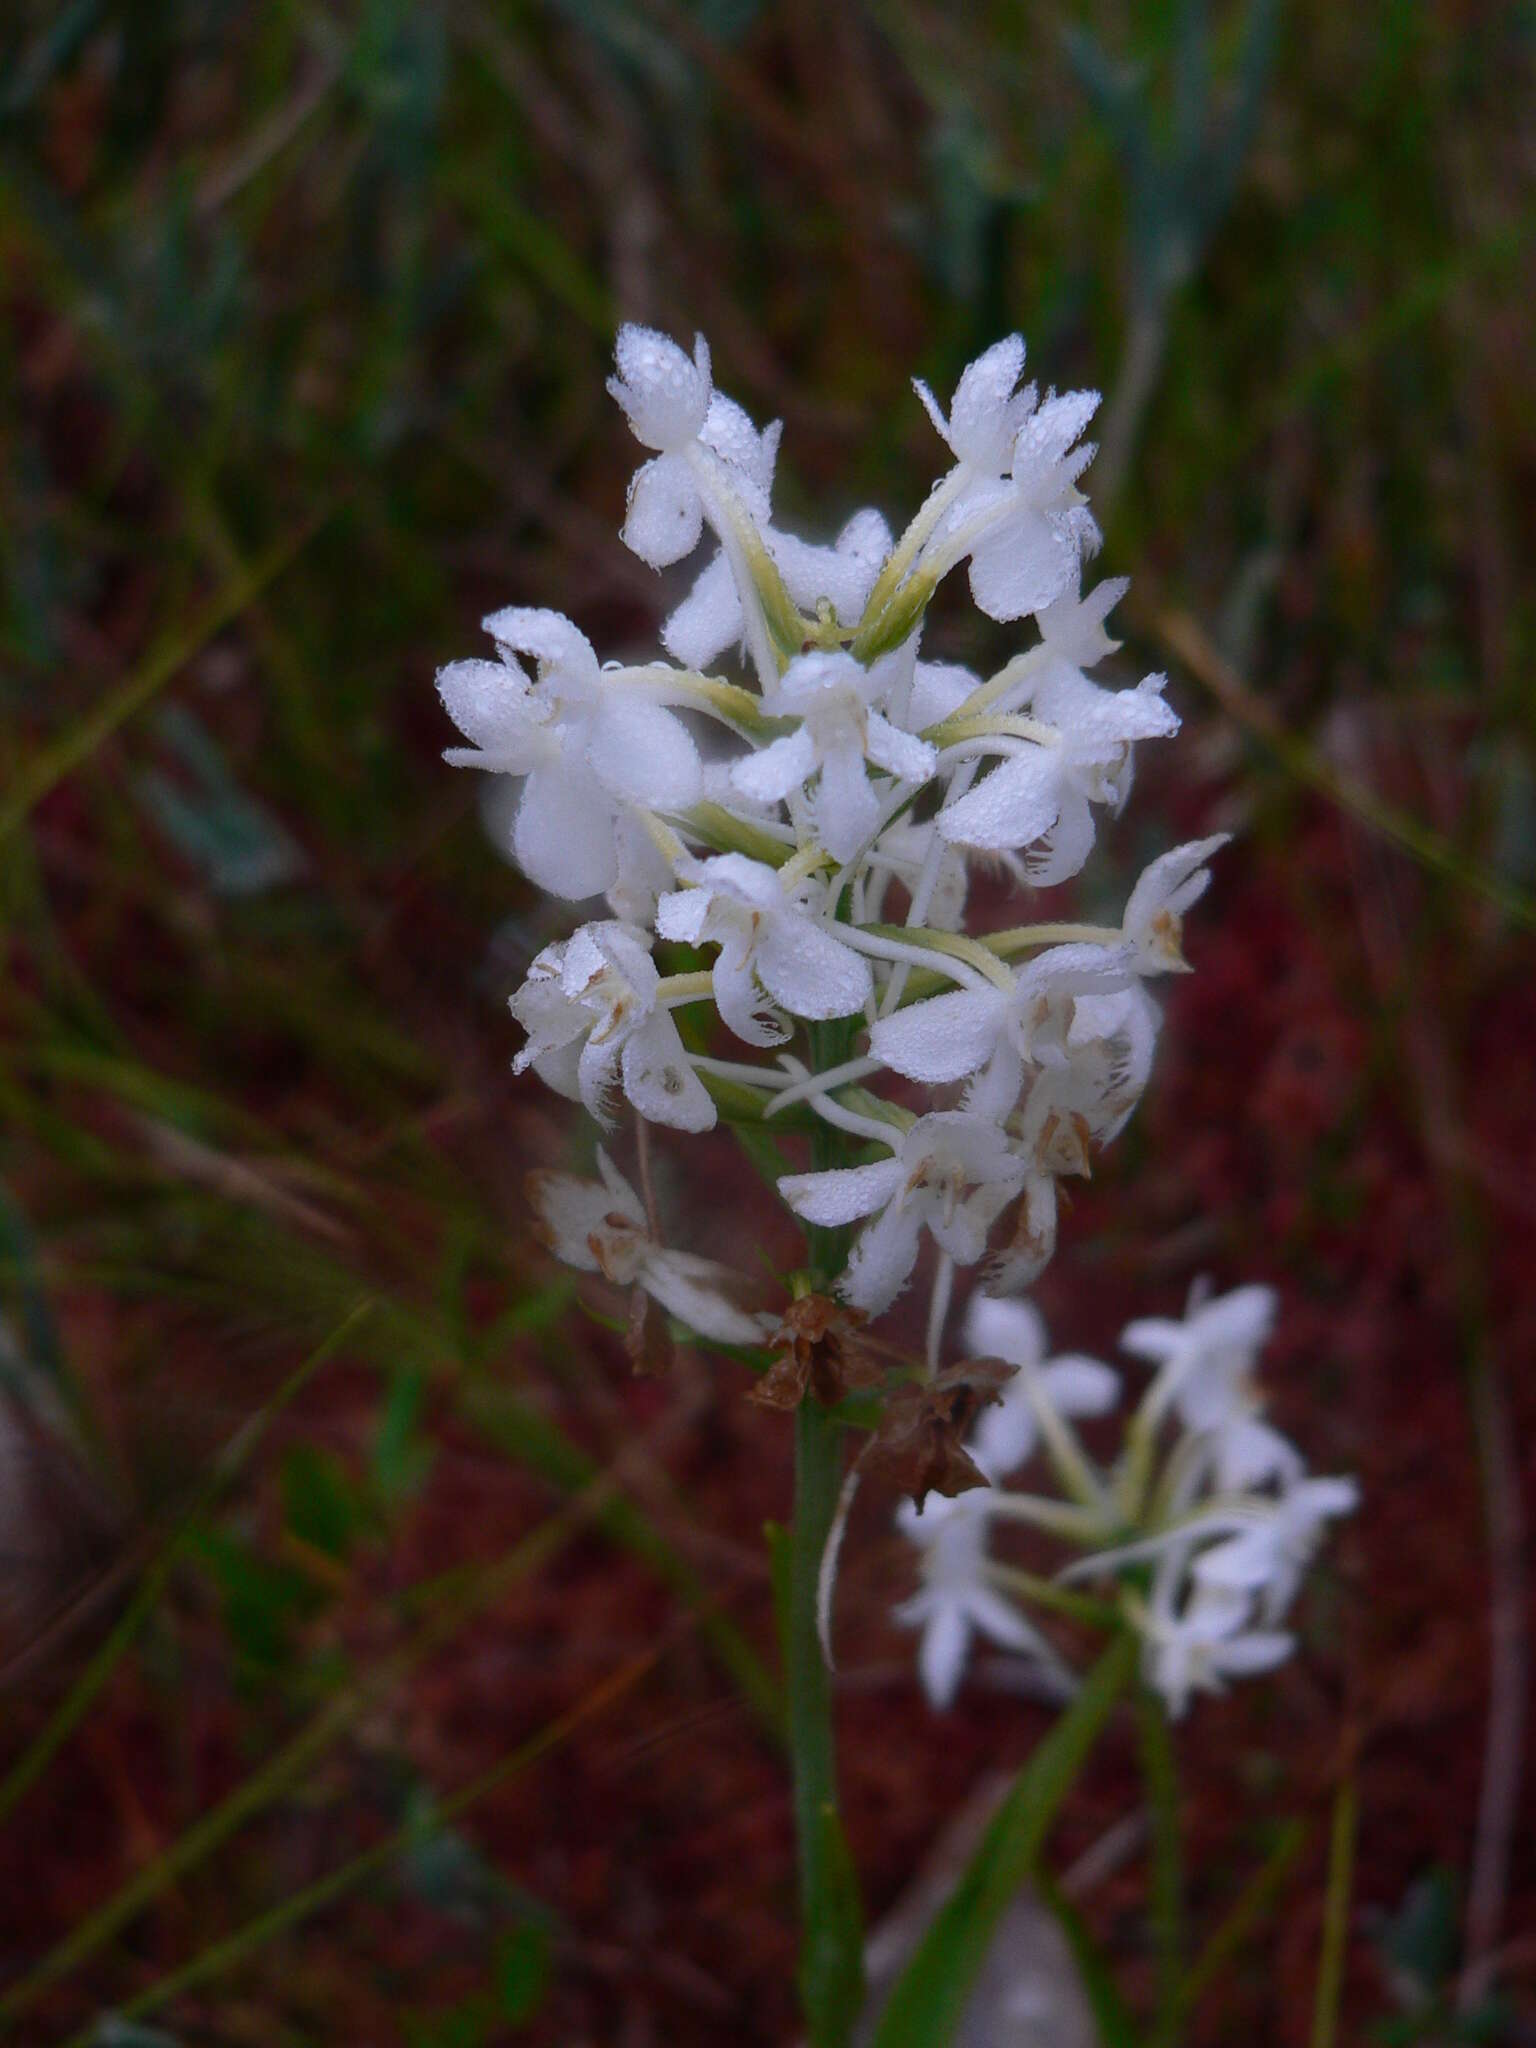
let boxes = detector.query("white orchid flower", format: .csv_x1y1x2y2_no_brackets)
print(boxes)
437,607,701,900
895,341,1102,626
869,942,1135,1121
936,670,1178,880
1121,835,1231,972
509,921,715,1132
655,852,872,1047
1121,1281,1278,1436
659,393,781,665
929,386,1104,623
892,1487,1057,1711
1008,983,1163,1182
779,1110,1027,1314
1137,1572,1295,1720
527,1147,770,1347
1193,1476,1359,1622
608,327,784,591
730,650,937,863
964,1294,1120,1481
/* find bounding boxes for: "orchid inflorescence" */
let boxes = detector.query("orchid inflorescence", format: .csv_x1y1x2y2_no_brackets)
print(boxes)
896,1285,1358,1717
437,324,1355,1719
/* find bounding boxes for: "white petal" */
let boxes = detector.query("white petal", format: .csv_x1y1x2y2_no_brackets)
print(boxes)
947,335,1031,471
730,725,818,805
588,694,702,811
870,987,1006,1084
1118,1316,1185,1365
620,1013,716,1132
965,1583,1051,1658
1193,1531,1277,1595
1022,785,1096,886
575,1033,622,1127
436,658,543,766
481,607,601,692
1123,835,1230,956
1214,1631,1295,1678
938,746,1063,852
606,812,674,925
815,745,880,863
661,551,744,668
777,1157,904,1227
641,1249,769,1346
972,1397,1037,1479
770,529,878,625
916,1601,969,1710
1014,388,1100,475
755,918,872,1022
701,391,777,499
1296,1476,1361,1521
713,945,786,1047
911,375,954,451
527,1168,644,1278
1213,1418,1303,1491
865,710,937,783
622,452,704,568
909,662,980,731
929,1197,994,1268
513,763,617,899
834,507,893,588
1035,665,1180,749
842,1200,925,1314
1042,1357,1121,1417
985,1176,1058,1293
530,1039,583,1102
654,882,711,946
967,507,1078,622
965,1293,1046,1366
608,325,711,451
1037,574,1127,666
1197,1286,1278,1354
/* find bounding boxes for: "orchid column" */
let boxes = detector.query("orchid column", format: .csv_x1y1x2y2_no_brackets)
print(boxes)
436,326,1353,2046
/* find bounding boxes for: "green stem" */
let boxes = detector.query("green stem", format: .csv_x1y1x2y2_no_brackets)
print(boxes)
787,1401,863,2045
782,1015,864,2046
1137,1681,1186,2048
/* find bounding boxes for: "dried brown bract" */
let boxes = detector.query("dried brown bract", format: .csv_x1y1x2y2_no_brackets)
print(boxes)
861,1358,1016,1510
748,1295,884,1410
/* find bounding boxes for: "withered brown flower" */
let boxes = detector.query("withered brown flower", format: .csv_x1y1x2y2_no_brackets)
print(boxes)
860,1358,1016,1510
748,1295,885,1410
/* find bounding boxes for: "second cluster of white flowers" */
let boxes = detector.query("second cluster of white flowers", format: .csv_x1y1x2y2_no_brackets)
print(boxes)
897,1284,1357,1716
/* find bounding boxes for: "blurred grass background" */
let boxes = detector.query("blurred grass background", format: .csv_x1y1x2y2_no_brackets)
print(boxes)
1,2,1534,2042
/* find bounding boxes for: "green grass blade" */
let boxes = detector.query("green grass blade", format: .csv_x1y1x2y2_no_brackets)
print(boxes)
870,1632,1136,2048
461,1378,784,1741
1176,1818,1307,2022
1309,1772,1357,2048
0,1432,675,2029
1154,606,1536,935
56,1648,656,2048
0,505,335,843
0,1300,373,1829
